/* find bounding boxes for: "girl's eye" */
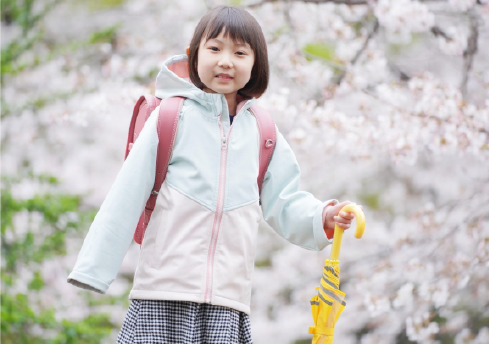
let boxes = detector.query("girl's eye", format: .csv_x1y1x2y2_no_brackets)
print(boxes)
209,47,245,55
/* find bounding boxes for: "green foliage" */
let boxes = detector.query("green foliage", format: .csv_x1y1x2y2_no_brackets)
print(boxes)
387,32,424,56
357,192,380,210
392,307,488,344
293,339,312,344
0,0,62,79
28,271,45,291
350,14,377,36
89,24,120,45
1,172,111,343
395,327,417,344
351,21,364,36
0,29,44,75
271,26,289,41
1,293,114,344
1,88,98,121
1,0,121,83
133,66,160,85
1,1,129,342
254,257,272,268
85,289,131,308
82,0,125,11
56,315,113,344
1,293,57,344
1,0,61,35
1,173,86,276
303,42,336,62
451,306,489,338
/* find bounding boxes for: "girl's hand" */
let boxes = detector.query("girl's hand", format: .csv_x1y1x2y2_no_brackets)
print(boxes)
322,201,363,239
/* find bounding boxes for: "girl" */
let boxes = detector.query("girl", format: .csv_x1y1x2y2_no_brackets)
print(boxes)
67,5,361,344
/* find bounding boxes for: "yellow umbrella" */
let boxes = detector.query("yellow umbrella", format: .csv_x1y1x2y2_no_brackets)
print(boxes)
308,204,366,344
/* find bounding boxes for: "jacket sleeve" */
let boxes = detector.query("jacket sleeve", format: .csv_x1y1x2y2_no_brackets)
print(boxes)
259,126,338,251
67,107,160,293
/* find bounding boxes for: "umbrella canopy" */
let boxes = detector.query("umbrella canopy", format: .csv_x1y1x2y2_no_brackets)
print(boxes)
308,204,365,344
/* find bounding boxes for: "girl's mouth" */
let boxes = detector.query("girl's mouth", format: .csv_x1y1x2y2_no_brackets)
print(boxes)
216,76,233,82
216,75,233,82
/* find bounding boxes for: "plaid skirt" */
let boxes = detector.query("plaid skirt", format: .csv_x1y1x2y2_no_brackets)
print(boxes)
116,299,253,344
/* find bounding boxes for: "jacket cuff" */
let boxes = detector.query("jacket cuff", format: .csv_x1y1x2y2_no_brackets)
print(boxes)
67,271,108,294
313,199,339,250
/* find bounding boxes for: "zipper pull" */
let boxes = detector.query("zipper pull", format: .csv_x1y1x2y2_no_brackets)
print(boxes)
222,137,227,149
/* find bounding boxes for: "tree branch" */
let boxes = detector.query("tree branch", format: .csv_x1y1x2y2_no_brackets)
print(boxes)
430,26,453,41
284,0,295,38
333,18,379,85
360,86,488,134
247,0,447,5
388,62,411,81
246,0,369,8
461,10,479,100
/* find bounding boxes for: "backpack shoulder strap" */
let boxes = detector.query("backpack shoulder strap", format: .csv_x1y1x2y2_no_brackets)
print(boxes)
132,96,184,245
153,96,185,194
125,95,161,159
249,105,276,196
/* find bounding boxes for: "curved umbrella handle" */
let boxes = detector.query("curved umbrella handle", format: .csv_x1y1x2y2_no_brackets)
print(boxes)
329,204,365,261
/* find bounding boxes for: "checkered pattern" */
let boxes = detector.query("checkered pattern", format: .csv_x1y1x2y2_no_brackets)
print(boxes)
116,299,253,343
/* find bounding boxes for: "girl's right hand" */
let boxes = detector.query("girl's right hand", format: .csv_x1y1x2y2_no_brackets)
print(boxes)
322,201,363,239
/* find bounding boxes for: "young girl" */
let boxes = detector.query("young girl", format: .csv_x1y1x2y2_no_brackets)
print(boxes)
68,5,361,343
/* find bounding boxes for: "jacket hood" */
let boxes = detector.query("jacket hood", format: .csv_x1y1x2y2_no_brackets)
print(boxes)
154,54,255,117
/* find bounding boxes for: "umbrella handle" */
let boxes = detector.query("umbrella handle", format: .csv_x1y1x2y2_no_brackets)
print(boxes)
329,204,365,261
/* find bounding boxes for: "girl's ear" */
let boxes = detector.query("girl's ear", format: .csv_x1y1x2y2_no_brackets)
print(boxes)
186,46,190,57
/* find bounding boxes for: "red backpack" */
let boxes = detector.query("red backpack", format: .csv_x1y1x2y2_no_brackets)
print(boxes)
125,95,276,245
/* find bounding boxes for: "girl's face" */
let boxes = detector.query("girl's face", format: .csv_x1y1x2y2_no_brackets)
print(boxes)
197,28,255,97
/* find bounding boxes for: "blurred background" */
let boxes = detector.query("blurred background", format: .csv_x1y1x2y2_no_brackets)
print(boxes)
1,0,488,343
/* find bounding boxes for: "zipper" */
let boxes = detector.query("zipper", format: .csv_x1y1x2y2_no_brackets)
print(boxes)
203,112,236,303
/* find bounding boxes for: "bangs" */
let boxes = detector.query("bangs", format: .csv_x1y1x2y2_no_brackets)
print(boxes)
203,12,252,48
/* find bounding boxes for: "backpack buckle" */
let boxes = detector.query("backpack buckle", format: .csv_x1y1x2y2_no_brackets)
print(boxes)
151,190,158,196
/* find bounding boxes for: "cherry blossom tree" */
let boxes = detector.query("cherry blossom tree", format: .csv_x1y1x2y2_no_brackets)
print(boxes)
1,0,488,343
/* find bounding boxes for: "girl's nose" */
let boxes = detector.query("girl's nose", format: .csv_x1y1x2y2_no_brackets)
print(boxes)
218,54,233,68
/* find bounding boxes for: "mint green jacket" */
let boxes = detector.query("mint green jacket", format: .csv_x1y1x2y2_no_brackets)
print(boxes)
67,54,337,315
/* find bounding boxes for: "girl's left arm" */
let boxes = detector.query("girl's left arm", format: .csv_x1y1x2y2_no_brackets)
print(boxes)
259,126,338,251
66,107,160,293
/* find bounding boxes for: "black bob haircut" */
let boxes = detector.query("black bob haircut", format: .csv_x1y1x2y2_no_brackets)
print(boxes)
187,5,269,99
